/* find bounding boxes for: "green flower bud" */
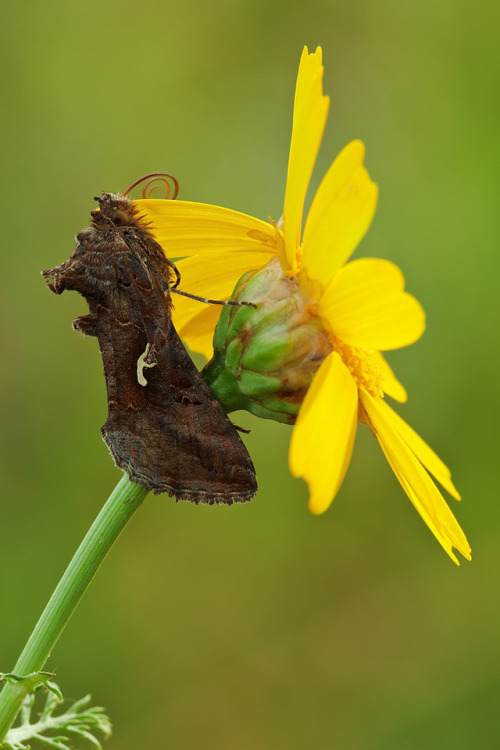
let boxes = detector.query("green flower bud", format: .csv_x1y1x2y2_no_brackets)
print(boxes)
202,257,332,424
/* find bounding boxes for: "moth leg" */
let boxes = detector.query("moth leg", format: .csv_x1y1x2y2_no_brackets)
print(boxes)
137,343,157,386
233,424,251,434
73,314,98,337
157,259,181,293
166,258,181,289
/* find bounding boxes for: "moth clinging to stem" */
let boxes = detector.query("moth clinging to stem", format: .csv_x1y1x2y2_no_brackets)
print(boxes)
42,175,257,504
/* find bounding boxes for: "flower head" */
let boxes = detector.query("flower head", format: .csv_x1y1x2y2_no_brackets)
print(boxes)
135,47,470,564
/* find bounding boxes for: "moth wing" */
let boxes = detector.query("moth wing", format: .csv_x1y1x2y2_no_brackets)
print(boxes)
101,248,257,504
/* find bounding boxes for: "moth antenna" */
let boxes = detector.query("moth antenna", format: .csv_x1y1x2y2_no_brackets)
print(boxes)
171,287,256,309
122,173,179,200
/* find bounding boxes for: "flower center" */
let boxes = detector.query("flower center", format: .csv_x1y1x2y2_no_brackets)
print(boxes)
332,337,384,398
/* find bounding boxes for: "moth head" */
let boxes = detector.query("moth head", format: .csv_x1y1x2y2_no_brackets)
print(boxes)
91,192,141,229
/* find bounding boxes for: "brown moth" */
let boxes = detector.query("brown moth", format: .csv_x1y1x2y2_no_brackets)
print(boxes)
42,192,257,504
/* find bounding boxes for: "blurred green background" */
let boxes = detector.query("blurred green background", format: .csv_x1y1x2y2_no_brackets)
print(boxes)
1,1,499,748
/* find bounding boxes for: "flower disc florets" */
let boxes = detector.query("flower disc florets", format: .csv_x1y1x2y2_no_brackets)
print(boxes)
330,337,384,399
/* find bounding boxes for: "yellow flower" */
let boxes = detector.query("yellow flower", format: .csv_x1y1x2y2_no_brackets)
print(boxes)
135,47,470,564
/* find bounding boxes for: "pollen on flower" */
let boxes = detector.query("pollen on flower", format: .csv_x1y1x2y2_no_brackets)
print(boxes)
333,337,383,398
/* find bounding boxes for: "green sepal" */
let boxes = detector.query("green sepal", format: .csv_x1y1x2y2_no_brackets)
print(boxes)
212,269,257,353
245,399,298,425
225,304,256,343
212,304,231,352
241,337,290,371
225,338,244,374
238,370,282,397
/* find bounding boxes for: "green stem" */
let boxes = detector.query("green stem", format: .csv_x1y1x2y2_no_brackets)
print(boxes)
0,473,149,743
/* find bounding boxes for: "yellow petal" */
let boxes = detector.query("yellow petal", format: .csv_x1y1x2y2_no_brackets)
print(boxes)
360,390,471,564
283,47,330,273
370,351,408,403
171,250,274,356
373,398,461,500
319,258,425,351
134,199,277,258
290,352,358,514
172,250,273,327
302,141,378,287
176,305,222,360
